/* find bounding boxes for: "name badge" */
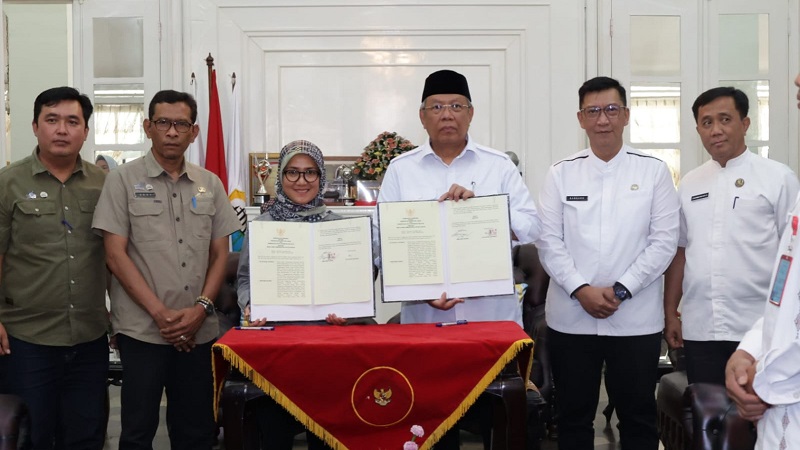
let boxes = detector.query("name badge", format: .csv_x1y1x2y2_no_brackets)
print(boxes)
769,254,792,306
566,196,588,202
691,193,709,201
134,192,156,198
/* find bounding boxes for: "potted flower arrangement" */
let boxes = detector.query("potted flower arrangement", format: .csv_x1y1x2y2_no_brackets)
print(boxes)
353,131,417,181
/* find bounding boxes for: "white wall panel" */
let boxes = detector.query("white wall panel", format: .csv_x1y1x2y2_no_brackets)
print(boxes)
183,0,585,197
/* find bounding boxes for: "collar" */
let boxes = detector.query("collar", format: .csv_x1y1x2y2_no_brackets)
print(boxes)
30,147,85,177
714,147,750,169
587,144,628,170
143,149,197,181
415,134,477,164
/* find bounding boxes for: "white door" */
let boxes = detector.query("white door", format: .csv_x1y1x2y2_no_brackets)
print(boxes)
607,0,699,184
75,0,161,164
605,0,794,180
707,0,790,165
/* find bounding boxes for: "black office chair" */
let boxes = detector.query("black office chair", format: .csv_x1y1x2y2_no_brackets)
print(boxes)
0,394,30,450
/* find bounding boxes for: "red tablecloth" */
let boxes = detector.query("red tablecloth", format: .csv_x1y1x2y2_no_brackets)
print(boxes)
213,321,532,449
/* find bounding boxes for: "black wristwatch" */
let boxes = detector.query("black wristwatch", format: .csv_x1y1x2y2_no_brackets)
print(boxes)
613,282,631,301
196,296,215,316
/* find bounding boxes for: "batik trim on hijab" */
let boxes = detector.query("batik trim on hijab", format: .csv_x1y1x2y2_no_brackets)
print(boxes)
265,140,331,222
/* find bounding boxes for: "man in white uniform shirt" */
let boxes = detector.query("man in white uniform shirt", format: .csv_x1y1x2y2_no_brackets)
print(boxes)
375,69,540,449
537,76,680,450
725,73,800,449
664,87,799,386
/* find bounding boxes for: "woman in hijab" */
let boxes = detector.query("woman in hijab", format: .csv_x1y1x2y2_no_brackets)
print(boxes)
95,154,118,173
235,140,347,450
236,139,346,326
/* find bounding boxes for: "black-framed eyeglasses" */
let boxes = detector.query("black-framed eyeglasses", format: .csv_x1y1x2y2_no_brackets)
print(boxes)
420,103,472,115
579,104,627,119
283,169,320,182
151,118,194,133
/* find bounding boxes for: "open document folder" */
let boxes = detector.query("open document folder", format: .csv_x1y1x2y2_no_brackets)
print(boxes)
248,216,375,321
378,194,515,302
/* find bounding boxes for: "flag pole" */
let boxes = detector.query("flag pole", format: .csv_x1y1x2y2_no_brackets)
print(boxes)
206,53,215,104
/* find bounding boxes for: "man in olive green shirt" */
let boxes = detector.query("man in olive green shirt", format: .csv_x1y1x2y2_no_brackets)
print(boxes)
0,87,107,449
92,90,239,450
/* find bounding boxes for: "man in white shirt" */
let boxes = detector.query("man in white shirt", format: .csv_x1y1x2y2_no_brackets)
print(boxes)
537,76,680,450
376,69,540,326
664,87,799,386
375,69,540,449
725,73,800,450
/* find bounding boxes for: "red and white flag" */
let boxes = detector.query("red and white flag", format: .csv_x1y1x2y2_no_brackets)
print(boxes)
205,69,228,190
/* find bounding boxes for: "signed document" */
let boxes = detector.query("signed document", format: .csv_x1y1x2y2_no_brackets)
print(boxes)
378,195,514,302
249,216,374,321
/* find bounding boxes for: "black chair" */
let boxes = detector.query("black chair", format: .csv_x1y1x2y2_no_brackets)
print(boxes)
0,394,29,450
686,383,756,450
655,347,756,450
656,348,692,450
512,243,555,447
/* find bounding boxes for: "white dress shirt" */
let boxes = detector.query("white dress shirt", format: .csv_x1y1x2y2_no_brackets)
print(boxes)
737,193,800,450
678,150,799,341
374,135,540,325
537,145,680,336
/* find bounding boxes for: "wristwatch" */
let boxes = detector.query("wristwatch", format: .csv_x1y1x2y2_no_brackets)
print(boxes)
613,282,631,301
196,296,215,316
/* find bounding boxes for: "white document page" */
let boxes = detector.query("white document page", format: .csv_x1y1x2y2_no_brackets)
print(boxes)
446,195,512,283
312,219,374,305
379,200,443,286
250,221,312,306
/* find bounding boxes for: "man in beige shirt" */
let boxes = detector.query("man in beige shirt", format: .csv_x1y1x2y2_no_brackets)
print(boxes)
92,90,239,450
0,86,107,449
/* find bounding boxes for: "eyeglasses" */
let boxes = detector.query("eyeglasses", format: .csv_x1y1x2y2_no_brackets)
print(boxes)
420,103,472,115
283,169,320,182
151,118,194,133
579,104,627,119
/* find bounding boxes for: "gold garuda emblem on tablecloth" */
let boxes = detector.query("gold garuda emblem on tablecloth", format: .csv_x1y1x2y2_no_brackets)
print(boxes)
373,388,392,406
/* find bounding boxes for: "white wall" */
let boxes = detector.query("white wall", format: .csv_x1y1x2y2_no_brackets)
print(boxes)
178,0,586,200
5,3,70,162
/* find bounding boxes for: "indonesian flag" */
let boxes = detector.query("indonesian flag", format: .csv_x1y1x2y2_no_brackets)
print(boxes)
205,69,228,190
226,76,248,250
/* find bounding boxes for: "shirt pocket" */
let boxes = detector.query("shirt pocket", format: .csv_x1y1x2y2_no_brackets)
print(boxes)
407,188,442,201
562,197,592,233
732,197,774,246
190,199,216,240
14,200,60,243
76,198,101,240
128,200,165,243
